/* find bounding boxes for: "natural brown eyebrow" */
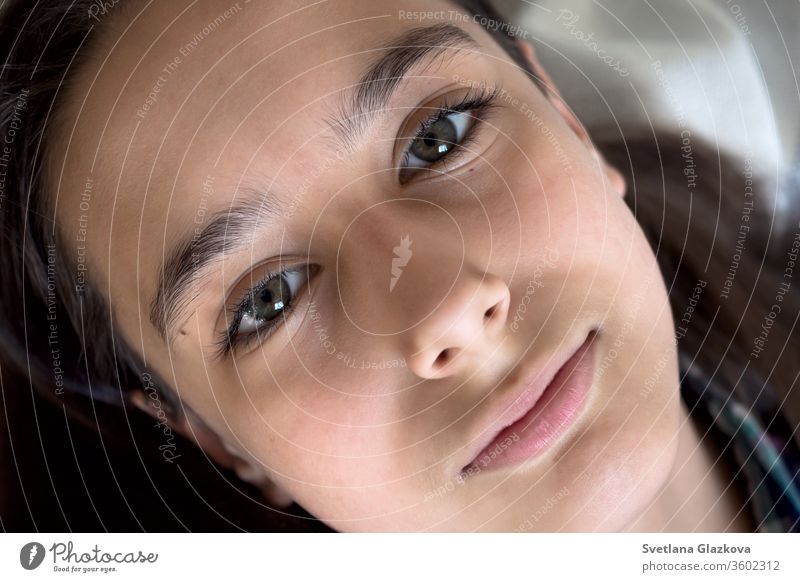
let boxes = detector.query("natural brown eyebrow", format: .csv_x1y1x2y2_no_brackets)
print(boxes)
149,23,480,344
150,182,281,344
327,22,480,153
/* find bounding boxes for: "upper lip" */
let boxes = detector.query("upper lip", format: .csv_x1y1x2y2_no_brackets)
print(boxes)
460,329,596,472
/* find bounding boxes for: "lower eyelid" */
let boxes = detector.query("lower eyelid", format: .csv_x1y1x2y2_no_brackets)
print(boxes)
400,111,492,183
395,88,499,163
217,265,320,358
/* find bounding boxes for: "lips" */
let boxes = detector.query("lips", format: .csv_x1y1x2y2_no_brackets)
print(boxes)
461,330,598,476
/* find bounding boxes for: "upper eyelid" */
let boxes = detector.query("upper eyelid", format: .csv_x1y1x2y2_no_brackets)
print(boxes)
233,271,272,314
410,86,499,126
214,271,277,359
218,264,295,344
225,258,302,309
226,264,294,323
398,88,500,179
413,106,487,144
224,274,264,338
401,86,500,147
216,264,317,358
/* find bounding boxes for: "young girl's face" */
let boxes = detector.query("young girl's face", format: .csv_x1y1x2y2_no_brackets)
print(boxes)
52,0,681,530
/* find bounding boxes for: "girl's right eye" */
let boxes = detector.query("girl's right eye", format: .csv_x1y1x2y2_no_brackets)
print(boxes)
217,264,318,357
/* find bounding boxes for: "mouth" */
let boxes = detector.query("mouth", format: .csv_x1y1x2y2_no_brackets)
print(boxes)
460,329,598,476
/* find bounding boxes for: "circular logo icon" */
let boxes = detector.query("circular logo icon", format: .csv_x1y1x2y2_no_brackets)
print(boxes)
20,542,46,570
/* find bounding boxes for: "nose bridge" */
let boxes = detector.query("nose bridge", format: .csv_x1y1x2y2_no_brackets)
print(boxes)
334,199,510,379
340,198,468,304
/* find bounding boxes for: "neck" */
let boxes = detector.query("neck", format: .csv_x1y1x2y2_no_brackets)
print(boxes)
624,397,754,532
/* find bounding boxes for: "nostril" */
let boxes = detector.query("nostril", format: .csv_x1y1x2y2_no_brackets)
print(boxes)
484,303,498,322
433,348,456,370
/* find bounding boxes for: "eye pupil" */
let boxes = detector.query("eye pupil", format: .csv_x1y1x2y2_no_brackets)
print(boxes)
410,117,458,163
253,275,291,322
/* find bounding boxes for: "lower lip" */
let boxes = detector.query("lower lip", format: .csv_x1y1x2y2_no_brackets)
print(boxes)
462,333,597,474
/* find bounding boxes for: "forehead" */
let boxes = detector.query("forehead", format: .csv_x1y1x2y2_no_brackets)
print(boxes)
60,0,480,178
51,0,505,317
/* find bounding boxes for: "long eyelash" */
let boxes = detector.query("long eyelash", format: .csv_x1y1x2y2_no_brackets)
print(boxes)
213,270,289,359
399,84,501,178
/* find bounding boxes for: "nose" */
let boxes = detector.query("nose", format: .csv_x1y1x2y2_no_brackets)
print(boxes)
333,199,511,379
402,267,511,379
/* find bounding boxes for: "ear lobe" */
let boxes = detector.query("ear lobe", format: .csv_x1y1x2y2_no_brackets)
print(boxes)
604,161,627,198
216,438,294,507
129,389,295,508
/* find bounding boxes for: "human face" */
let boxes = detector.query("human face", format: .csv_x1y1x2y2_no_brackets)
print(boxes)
52,0,681,531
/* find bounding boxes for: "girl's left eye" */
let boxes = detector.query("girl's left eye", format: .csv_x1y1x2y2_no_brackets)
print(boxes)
404,111,473,170
398,87,499,183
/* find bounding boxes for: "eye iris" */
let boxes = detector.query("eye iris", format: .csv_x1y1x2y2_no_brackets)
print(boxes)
251,276,291,322
411,117,457,162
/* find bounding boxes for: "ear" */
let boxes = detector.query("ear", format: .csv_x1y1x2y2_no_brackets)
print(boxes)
130,390,294,509
514,39,627,197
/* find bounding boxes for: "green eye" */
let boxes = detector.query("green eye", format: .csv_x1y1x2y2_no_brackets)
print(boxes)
397,86,501,184
405,111,473,168
217,265,319,358
235,268,312,335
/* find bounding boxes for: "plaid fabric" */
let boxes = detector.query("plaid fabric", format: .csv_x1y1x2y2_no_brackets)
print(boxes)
679,352,800,532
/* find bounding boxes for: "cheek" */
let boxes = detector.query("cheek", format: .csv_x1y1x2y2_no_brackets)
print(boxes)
228,338,408,471
502,124,681,507
500,125,621,245
230,374,434,529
